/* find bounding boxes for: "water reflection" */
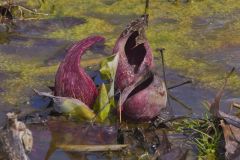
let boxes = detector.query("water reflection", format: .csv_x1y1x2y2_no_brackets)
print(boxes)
0,31,10,44
29,121,117,160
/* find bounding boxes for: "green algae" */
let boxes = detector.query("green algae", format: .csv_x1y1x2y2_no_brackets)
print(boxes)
0,51,107,105
48,17,114,41
1,0,240,105
0,32,10,44
0,53,58,104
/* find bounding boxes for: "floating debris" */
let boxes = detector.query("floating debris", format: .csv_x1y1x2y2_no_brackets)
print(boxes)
0,113,33,160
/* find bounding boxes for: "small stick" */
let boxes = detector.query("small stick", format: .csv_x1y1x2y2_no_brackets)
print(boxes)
233,102,240,109
156,48,174,115
142,0,149,26
144,0,149,15
57,144,128,152
14,5,49,16
16,17,47,21
119,96,122,123
168,80,192,90
168,92,192,111
156,48,167,86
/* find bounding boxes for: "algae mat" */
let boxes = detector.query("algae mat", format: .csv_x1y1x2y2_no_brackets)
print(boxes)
0,0,240,108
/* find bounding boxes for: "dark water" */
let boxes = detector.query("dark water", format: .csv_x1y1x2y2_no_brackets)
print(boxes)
29,121,118,160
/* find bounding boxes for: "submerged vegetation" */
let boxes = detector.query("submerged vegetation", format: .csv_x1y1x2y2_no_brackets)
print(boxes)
175,114,223,160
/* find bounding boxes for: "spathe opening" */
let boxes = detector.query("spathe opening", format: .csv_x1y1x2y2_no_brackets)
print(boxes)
127,72,154,99
125,31,146,73
0,6,13,20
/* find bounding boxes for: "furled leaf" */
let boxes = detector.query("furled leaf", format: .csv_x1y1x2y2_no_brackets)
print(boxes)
118,71,153,107
118,70,167,121
208,68,240,128
93,84,111,122
99,54,119,97
209,68,235,117
99,55,114,80
34,90,95,121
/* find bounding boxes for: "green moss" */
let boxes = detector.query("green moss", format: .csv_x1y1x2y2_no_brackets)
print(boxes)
0,54,58,104
2,0,240,104
0,52,108,105
47,17,115,41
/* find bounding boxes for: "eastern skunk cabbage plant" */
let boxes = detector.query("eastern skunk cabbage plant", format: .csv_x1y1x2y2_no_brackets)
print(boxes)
54,36,105,108
39,15,167,122
113,15,153,91
113,15,167,120
119,71,167,121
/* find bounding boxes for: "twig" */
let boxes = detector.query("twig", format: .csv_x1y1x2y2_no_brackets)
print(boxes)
119,96,122,123
156,48,174,115
16,17,47,21
144,0,149,15
168,92,192,111
156,48,167,87
168,80,192,90
13,4,49,16
233,102,240,109
57,144,128,152
143,0,149,26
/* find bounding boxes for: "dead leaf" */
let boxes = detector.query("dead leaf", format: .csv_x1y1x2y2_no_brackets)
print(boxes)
219,111,240,128
34,90,96,121
209,68,235,117
208,68,240,128
152,131,188,160
220,120,240,159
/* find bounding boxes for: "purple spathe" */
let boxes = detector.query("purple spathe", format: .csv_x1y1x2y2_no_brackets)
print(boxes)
55,36,105,108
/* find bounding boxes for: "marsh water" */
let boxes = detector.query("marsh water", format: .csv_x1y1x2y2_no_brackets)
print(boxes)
0,0,240,159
